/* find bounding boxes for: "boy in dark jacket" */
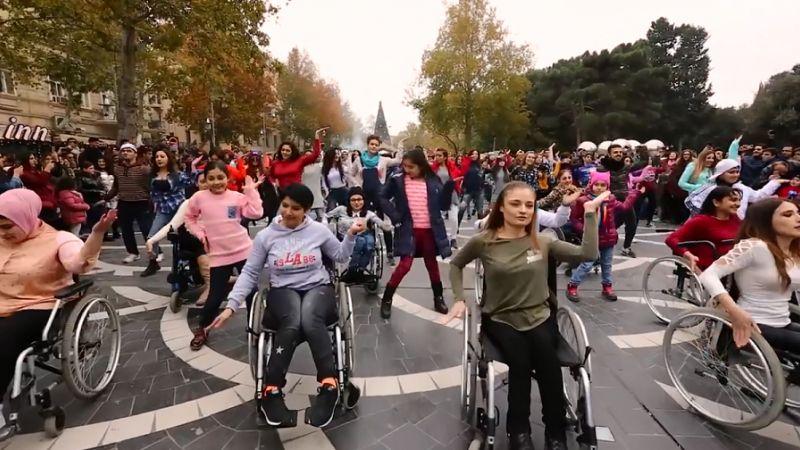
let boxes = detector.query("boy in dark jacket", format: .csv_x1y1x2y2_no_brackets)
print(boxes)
566,171,642,302
76,161,107,233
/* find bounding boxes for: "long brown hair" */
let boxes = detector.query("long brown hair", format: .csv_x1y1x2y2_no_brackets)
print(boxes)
483,181,540,251
690,146,715,183
738,198,800,289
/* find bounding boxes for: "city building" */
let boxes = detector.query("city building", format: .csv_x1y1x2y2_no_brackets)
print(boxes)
0,69,197,144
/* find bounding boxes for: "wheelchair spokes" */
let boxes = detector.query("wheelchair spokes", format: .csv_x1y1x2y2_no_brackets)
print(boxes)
643,256,708,324
664,308,786,430
63,295,121,399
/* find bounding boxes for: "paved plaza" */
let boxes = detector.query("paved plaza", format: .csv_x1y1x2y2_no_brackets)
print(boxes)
3,223,800,450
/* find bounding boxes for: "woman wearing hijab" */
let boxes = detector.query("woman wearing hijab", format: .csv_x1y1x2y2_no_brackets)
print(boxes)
0,189,116,439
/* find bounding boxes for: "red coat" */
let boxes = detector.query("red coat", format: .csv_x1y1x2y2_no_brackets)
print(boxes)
226,158,246,191
57,190,90,225
431,158,463,194
20,168,56,209
570,189,640,249
777,184,800,199
269,139,321,188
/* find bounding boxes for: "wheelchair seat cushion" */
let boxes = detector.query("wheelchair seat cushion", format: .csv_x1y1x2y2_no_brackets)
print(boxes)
479,330,583,369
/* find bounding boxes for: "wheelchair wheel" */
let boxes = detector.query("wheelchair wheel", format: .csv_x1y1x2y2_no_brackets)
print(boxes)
248,290,266,380
461,306,478,425
642,256,707,324
42,406,65,438
342,381,361,410
736,352,800,410
61,295,121,400
557,306,590,420
338,282,356,374
663,308,785,430
169,291,181,314
473,260,484,305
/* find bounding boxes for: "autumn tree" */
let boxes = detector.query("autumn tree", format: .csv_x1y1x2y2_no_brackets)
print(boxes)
0,0,277,141
277,48,353,143
411,0,532,150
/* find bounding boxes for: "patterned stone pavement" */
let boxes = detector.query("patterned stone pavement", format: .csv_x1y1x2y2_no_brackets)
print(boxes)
3,221,800,450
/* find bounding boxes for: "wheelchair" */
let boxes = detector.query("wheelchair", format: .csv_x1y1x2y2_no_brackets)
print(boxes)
328,217,385,295
166,229,206,313
246,277,361,427
463,254,597,449
6,279,121,438
642,239,735,324
663,303,800,430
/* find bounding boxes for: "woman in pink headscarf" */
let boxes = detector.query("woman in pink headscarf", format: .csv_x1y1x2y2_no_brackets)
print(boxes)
0,188,115,437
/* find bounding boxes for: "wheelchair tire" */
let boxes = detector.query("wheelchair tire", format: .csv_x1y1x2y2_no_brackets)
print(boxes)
343,381,360,410
169,291,182,314
663,308,786,430
42,406,65,438
364,277,379,295
248,290,267,381
338,283,356,374
557,306,591,422
473,260,484,306
61,295,121,400
642,256,707,325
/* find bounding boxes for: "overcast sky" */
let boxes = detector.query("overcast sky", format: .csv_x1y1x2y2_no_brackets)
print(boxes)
265,0,800,135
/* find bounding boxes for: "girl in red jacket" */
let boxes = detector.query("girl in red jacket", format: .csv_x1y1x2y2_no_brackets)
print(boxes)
566,171,642,302
55,176,90,236
20,151,58,226
431,148,463,247
665,186,742,272
269,128,326,190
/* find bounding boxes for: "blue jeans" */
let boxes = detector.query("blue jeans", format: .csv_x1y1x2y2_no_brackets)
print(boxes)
570,246,613,285
148,211,174,257
349,233,375,269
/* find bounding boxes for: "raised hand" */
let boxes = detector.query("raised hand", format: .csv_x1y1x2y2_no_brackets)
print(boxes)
315,127,330,139
349,218,366,235
92,210,118,234
244,174,265,189
584,191,611,213
561,190,581,206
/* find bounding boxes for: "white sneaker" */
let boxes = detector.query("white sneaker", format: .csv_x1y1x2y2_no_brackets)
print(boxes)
123,254,141,264
156,253,164,263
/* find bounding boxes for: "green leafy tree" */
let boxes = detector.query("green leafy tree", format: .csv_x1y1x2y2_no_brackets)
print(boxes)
746,64,800,144
411,0,532,150
646,17,713,146
526,42,670,148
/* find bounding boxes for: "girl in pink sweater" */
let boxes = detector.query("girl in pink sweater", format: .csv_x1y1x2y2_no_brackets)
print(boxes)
185,161,264,350
55,176,90,236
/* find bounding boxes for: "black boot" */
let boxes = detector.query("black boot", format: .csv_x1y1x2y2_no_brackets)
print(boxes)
380,285,396,319
432,282,448,314
508,432,535,450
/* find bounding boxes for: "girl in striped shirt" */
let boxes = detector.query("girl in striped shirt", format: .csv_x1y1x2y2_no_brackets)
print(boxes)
379,149,452,319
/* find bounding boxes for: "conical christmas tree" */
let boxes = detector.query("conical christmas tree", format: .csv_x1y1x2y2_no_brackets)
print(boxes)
373,101,391,145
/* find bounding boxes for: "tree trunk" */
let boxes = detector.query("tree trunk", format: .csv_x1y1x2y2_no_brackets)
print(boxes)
116,25,138,142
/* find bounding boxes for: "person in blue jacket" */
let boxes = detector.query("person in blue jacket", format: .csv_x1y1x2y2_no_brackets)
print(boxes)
379,149,451,319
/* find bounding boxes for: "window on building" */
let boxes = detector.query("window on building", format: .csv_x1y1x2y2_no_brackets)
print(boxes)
49,80,67,104
81,92,91,108
0,70,14,95
100,92,115,120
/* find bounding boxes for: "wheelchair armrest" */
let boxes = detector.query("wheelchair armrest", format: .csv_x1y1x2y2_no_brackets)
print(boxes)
55,279,94,300
676,240,716,251
555,333,583,369
789,303,800,317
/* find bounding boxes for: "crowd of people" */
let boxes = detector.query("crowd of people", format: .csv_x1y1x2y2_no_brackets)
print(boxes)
2,130,800,449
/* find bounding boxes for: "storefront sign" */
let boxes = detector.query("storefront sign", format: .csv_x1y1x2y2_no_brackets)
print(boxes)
2,116,50,141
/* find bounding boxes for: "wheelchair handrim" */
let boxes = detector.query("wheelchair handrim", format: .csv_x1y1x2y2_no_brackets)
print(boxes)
663,308,786,430
642,256,707,325
68,297,121,396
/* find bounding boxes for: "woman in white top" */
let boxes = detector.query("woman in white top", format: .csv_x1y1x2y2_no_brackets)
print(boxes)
321,148,348,209
699,197,800,350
